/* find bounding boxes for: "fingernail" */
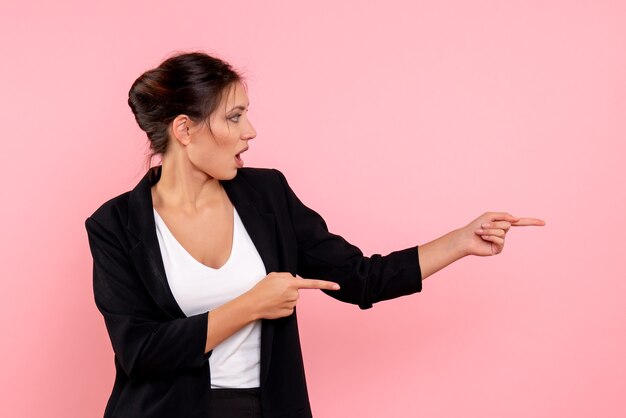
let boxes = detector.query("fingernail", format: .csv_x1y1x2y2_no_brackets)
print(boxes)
481,223,490,228
332,284,340,290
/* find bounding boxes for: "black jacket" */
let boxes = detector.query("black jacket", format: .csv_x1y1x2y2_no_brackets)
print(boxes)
84,165,422,418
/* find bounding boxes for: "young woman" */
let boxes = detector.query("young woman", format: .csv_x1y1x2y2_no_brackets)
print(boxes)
85,51,545,418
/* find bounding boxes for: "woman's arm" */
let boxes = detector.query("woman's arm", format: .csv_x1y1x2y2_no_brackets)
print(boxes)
273,169,422,309
272,169,545,297
205,273,339,353
85,216,211,379
418,212,546,280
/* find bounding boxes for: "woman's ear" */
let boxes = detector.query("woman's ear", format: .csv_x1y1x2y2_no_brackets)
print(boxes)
171,114,192,146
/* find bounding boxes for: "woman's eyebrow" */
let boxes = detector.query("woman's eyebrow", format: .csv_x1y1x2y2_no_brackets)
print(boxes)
227,105,248,112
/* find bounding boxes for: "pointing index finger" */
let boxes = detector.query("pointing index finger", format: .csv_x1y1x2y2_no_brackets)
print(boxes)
294,277,341,290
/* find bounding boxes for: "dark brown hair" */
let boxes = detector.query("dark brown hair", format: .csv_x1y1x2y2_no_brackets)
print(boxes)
127,51,244,170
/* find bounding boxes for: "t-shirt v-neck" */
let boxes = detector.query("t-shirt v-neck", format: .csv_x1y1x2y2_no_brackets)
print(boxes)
153,207,236,271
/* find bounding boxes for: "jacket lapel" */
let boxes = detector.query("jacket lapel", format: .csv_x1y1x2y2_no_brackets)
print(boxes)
126,166,186,319
126,165,278,386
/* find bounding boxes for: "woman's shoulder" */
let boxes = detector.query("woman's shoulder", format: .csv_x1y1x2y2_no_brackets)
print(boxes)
230,166,288,192
84,190,132,235
235,166,283,181
224,167,298,213
86,166,155,228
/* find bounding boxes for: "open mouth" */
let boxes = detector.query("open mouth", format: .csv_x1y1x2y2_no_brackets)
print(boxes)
235,148,247,167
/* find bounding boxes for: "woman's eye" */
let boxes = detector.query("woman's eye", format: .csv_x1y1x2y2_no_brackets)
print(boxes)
229,114,241,122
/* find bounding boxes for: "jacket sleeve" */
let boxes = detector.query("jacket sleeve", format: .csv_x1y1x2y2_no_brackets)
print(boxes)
272,169,422,310
85,216,210,379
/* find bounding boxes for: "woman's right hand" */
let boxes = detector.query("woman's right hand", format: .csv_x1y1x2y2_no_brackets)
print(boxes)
246,272,340,320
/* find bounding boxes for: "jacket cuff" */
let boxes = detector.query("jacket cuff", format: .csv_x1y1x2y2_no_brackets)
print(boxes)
392,245,423,293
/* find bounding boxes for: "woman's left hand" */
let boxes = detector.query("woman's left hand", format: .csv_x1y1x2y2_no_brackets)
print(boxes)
459,212,546,257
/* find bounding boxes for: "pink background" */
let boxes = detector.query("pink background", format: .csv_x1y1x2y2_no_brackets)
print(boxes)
1,1,625,417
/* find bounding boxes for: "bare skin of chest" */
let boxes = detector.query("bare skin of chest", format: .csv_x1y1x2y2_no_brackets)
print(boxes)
154,200,234,270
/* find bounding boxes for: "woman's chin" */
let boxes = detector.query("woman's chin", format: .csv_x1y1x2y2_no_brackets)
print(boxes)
223,168,239,180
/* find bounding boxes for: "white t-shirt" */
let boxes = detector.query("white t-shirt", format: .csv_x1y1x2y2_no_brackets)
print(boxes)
153,206,267,388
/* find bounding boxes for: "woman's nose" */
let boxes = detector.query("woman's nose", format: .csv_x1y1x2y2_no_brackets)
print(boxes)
244,120,257,140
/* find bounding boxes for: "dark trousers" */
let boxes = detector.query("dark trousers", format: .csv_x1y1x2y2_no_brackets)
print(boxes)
209,387,262,418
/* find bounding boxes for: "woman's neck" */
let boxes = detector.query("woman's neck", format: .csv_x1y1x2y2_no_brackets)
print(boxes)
151,159,226,215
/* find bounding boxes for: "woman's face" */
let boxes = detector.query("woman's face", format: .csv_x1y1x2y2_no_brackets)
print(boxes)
185,81,256,180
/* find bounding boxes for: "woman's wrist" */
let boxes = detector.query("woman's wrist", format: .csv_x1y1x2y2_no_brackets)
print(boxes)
449,227,471,258
418,228,468,280
239,290,261,322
